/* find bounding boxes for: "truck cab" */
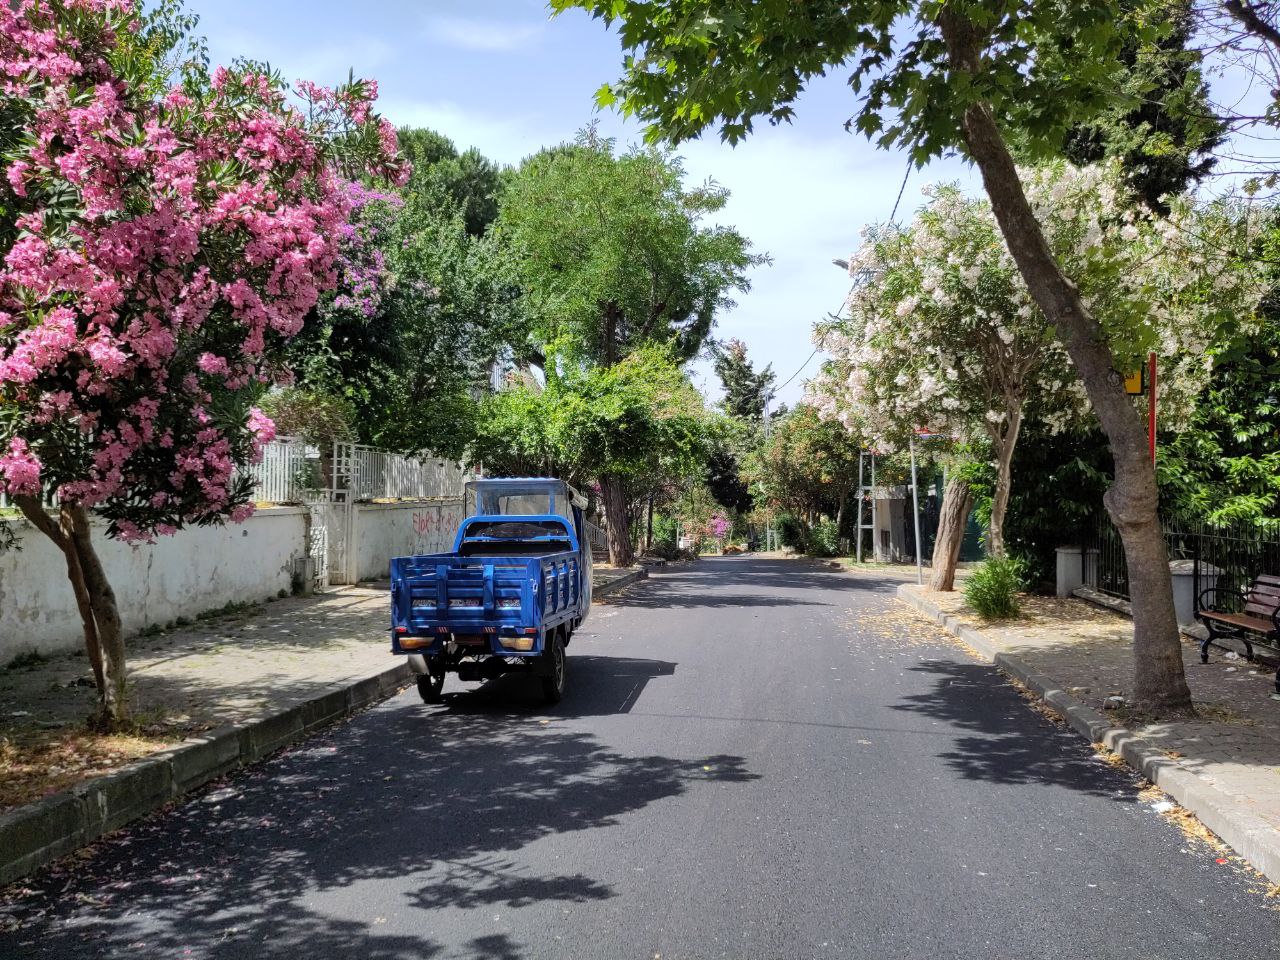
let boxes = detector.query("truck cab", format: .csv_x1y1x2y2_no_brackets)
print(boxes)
389,478,593,705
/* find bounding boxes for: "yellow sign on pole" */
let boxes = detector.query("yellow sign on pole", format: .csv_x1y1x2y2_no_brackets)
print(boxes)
1123,368,1146,396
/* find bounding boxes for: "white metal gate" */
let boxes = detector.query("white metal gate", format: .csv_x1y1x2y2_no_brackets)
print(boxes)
304,491,357,590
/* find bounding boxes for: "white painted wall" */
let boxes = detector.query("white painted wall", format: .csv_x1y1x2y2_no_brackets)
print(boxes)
353,499,464,582
0,507,307,663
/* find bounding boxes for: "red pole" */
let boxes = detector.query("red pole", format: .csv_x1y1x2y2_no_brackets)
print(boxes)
1148,351,1157,464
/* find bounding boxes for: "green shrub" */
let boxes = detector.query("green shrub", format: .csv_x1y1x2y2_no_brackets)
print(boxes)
650,514,679,550
807,519,840,557
964,556,1025,620
776,513,807,550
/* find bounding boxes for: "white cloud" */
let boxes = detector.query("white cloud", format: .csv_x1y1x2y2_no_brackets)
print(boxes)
424,16,545,52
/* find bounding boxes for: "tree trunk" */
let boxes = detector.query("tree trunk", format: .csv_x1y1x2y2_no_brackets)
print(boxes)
986,411,1023,560
67,506,127,727
834,489,848,538
599,472,635,567
930,476,973,592
14,497,105,690
14,498,125,725
938,11,1191,715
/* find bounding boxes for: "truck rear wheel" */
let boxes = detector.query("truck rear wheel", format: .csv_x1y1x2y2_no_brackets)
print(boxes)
541,631,566,705
416,664,444,704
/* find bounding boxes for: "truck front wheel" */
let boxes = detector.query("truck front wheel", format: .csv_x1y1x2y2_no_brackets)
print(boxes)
541,631,566,705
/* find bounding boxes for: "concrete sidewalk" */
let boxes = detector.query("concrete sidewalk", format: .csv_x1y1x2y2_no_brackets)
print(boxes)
895,581,1280,886
1,564,647,884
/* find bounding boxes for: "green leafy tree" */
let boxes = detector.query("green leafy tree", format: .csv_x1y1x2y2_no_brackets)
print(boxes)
1160,293,1280,522
706,339,773,514
497,127,761,564
1058,0,1223,212
553,0,1225,714
290,159,526,460
397,127,504,236
470,348,714,553
712,338,775,421
705,416,755,514
746,404,863,535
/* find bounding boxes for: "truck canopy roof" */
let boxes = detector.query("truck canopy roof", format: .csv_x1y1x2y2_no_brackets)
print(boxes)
465,478,586,521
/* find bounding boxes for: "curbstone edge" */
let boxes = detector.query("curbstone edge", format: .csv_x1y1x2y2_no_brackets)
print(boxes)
0,661,412,887
594,567,648,598
0,794,86,886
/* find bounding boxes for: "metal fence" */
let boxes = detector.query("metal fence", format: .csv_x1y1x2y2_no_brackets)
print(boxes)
1084,512,1280,606
584,520,608,554
327,442,467,502
246,436,316,504
2,440,466,513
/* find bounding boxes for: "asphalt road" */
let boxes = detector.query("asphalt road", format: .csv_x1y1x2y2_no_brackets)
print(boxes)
3,556,1279,959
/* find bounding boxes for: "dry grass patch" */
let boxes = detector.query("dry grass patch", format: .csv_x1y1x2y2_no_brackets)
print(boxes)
1194,704,1259,727
0,718,193,813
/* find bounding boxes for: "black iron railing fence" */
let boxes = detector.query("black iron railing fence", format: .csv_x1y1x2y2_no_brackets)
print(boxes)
1084,512,1280,607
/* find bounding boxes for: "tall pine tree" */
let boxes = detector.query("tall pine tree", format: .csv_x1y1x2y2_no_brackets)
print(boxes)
712,339,775,420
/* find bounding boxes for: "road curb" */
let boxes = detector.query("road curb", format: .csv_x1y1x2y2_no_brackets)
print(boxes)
0,660,412,887
594,566,648,597
896,583,1280,885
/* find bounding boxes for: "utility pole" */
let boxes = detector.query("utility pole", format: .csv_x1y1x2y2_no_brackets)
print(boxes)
763,396,776,552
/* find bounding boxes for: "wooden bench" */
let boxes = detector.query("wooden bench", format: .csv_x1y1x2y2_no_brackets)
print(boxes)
1197,574,1280,695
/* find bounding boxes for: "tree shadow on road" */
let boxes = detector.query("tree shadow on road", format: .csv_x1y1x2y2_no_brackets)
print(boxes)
890,659,1141,801
0,656,757,960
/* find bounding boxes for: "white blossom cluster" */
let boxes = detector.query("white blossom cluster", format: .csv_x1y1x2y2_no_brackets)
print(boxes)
809,160,1265,452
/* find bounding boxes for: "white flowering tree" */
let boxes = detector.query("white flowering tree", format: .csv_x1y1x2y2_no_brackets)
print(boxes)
813,160,1261,572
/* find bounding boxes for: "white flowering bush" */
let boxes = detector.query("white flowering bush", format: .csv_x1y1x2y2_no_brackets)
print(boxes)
811,160,1262,555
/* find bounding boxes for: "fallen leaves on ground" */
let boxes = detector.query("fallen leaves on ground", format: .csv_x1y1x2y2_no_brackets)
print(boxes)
0,726,189,813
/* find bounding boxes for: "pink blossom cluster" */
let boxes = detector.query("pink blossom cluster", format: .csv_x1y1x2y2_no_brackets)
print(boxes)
0,0,403,541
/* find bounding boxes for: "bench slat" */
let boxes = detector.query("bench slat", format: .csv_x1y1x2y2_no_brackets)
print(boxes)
1201,610,1275,632
1249,581,1280,598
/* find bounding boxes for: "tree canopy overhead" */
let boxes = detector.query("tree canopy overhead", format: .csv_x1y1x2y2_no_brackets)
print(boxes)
498,126,763,368
554,0,1154,163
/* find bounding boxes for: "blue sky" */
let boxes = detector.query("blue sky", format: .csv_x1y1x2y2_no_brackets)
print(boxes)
197,0,980,407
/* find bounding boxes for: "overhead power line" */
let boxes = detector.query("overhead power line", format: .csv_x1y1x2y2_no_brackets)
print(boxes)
774,347,819,394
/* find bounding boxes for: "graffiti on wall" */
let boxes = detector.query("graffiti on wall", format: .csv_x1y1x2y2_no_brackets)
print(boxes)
411,506,461,556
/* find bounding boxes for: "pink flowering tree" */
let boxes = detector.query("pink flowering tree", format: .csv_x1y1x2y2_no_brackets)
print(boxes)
707,513,730,551
0,0,405,726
